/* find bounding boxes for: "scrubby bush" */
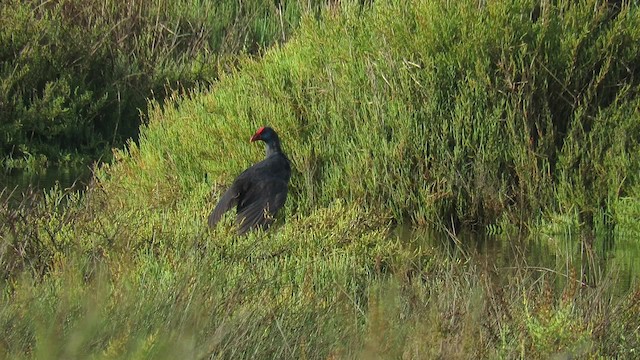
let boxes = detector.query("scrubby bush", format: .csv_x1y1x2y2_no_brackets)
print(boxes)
1,0,639,358
0,0,323,168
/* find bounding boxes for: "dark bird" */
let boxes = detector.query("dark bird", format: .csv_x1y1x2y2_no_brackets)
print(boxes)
208,126,291,234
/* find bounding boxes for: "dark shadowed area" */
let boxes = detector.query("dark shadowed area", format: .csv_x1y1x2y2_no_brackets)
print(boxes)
0,167,92,203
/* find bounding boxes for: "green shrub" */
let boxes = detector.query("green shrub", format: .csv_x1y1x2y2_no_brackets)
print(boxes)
0,0,325,168
86,0,640,229
1,1,639,358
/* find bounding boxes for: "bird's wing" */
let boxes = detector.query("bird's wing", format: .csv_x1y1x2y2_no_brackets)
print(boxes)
235,178,288,234
208,185,240,227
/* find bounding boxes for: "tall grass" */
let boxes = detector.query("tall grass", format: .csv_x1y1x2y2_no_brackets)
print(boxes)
93,0,639,227
2,208,638,357
0,0,325,168
1,0,639,358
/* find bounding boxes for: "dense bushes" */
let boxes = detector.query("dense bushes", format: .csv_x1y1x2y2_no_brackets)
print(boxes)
0,0,323,168
86,0,639,228
1,0,639,358
2,0,638,284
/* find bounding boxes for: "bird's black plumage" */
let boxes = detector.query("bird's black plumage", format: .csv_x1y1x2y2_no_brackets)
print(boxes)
208,127,291,234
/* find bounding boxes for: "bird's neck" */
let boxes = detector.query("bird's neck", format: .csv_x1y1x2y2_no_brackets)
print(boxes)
265,139,282,157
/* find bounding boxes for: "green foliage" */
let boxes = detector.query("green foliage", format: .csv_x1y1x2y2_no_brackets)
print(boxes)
0,0,324,168
89,0,640,228
1,0,640,358
521,293,591,357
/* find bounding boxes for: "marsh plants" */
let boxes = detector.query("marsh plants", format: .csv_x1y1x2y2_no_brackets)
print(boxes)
1,0,640,358
0,0,324,169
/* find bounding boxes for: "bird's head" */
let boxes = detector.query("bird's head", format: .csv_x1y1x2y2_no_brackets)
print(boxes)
250,126,277,143
250,126,283,157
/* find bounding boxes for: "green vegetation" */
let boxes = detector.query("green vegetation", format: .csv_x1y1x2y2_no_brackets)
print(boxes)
1,0,640,358
0,0,323,169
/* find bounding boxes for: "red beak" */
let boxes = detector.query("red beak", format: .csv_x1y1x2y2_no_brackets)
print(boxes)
250,127,265,143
